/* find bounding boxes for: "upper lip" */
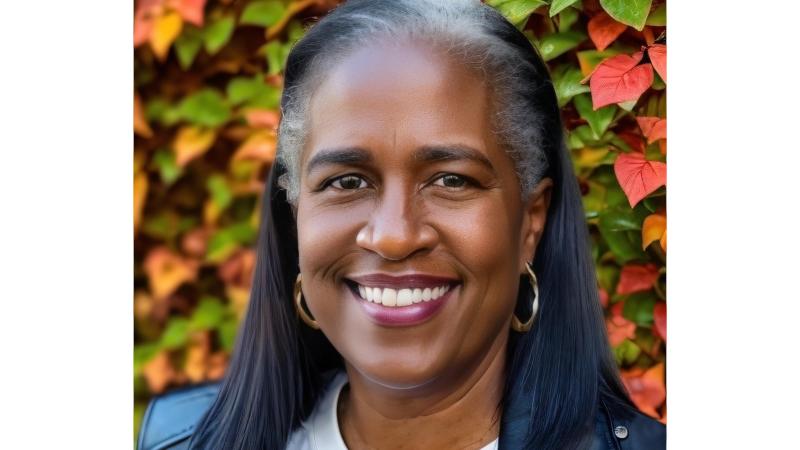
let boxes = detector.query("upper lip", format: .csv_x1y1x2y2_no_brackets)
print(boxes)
346,273,460,289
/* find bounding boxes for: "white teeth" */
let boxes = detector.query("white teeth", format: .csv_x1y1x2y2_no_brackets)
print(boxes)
356,284,452,307
381,288,397,306
397,289,413,306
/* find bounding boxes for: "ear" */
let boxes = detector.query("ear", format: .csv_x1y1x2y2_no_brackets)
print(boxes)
519,177,553,274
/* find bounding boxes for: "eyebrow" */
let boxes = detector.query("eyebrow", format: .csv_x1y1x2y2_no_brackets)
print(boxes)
305,144,495,176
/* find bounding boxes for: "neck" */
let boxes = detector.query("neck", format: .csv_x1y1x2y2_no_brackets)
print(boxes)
338,330,509,450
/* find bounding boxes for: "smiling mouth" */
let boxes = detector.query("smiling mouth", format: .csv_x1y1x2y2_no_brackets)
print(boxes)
344,281,454,307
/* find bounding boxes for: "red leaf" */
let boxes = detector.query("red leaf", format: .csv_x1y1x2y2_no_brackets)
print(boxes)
636,117,667,144
654,302,666,342
589,52,653,109
599,287,609,308
588,12,627,52
170,0,206,26
614,152,666,207
617,131,646,153
607,315,637,346
648,44,667,83
617,263,660,295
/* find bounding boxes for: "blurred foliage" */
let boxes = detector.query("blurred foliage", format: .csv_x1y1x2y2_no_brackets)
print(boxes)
134,0,667,439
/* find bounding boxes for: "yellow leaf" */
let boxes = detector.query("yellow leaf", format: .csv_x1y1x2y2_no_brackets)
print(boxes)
150,10,183,61
642,213,666,250
134,92,153,138
134,172,149,233
174,126,216,167
203,198,221,225
660,229,667,252
573,146,609,168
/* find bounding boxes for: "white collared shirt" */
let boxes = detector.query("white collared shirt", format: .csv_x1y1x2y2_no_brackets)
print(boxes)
286,371,500,450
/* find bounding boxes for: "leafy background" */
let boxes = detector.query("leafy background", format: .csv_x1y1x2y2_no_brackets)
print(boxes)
133,0,667,440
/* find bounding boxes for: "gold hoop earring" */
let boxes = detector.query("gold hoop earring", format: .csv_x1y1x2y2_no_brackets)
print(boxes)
511,261,539,333
294,274,320,329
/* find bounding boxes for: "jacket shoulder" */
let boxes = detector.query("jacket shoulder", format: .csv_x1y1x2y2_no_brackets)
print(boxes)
137,383,220,450
599,397,666,450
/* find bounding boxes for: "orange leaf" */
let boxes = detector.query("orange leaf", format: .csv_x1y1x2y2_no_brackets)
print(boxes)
174,126,216,167
589,51,653,109
648,44,667,83
143,351,177,394
184,331,211,382
641,213,666,250
617,263,659,295
588,12,627,52
232,129,277,163
134,172,149,233
134,92,153,138
636,117,667,144
143,247,198,299
654,302,666,342
134,0,162,47
622,363,666,419
607,315,637,346
245,109,280,129
150,10,183,61
659,228,666,252
613,152,666,207
169,0,206,26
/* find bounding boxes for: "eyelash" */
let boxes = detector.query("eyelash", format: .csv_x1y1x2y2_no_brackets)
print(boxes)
322,173,477,191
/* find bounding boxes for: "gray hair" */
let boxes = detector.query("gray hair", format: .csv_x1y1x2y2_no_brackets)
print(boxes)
276,0,556,205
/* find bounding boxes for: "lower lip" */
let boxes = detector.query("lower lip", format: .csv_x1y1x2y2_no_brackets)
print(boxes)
348,284,458,327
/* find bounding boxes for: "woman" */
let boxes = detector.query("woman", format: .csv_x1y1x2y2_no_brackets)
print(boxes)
138,0,666,449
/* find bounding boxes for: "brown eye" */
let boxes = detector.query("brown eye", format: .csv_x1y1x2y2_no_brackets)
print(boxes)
330,175,367,190
433,174,468,189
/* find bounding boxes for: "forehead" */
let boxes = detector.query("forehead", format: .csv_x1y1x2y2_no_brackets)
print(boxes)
304,39,496,162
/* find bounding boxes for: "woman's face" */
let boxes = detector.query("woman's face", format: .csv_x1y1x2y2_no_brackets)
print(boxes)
295,39,551,389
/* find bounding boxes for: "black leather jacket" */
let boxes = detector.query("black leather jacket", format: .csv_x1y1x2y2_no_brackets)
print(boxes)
138,383,665,450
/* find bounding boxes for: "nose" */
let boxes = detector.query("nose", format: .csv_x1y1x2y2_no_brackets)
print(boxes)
356,183,437,261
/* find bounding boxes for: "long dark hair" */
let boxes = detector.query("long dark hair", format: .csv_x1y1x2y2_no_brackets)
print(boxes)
190,1,634,448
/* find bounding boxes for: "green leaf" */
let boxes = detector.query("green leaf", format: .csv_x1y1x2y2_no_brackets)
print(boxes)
206,223,257,263
190,297,227,330
487,0,548,28
146,98,181,127
598,207,646,263
582,179,608,219
577,49,621,75
574,94,617,139
549,0,579,17
241,0,285,27
203,15,235,55
614,339,641,365
152,149,182,185
552,65,589,107
645,3,666,26
226,76,265,105
177,89,230,127
557,6,579,32
622,292,656,325
265,41,289,75
134,343,159,375
207,174,233,210
599,0,653,31
174,26,204,70
217,318,240,352
596,264,620,293
160,318,191,349
537,30,585,61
